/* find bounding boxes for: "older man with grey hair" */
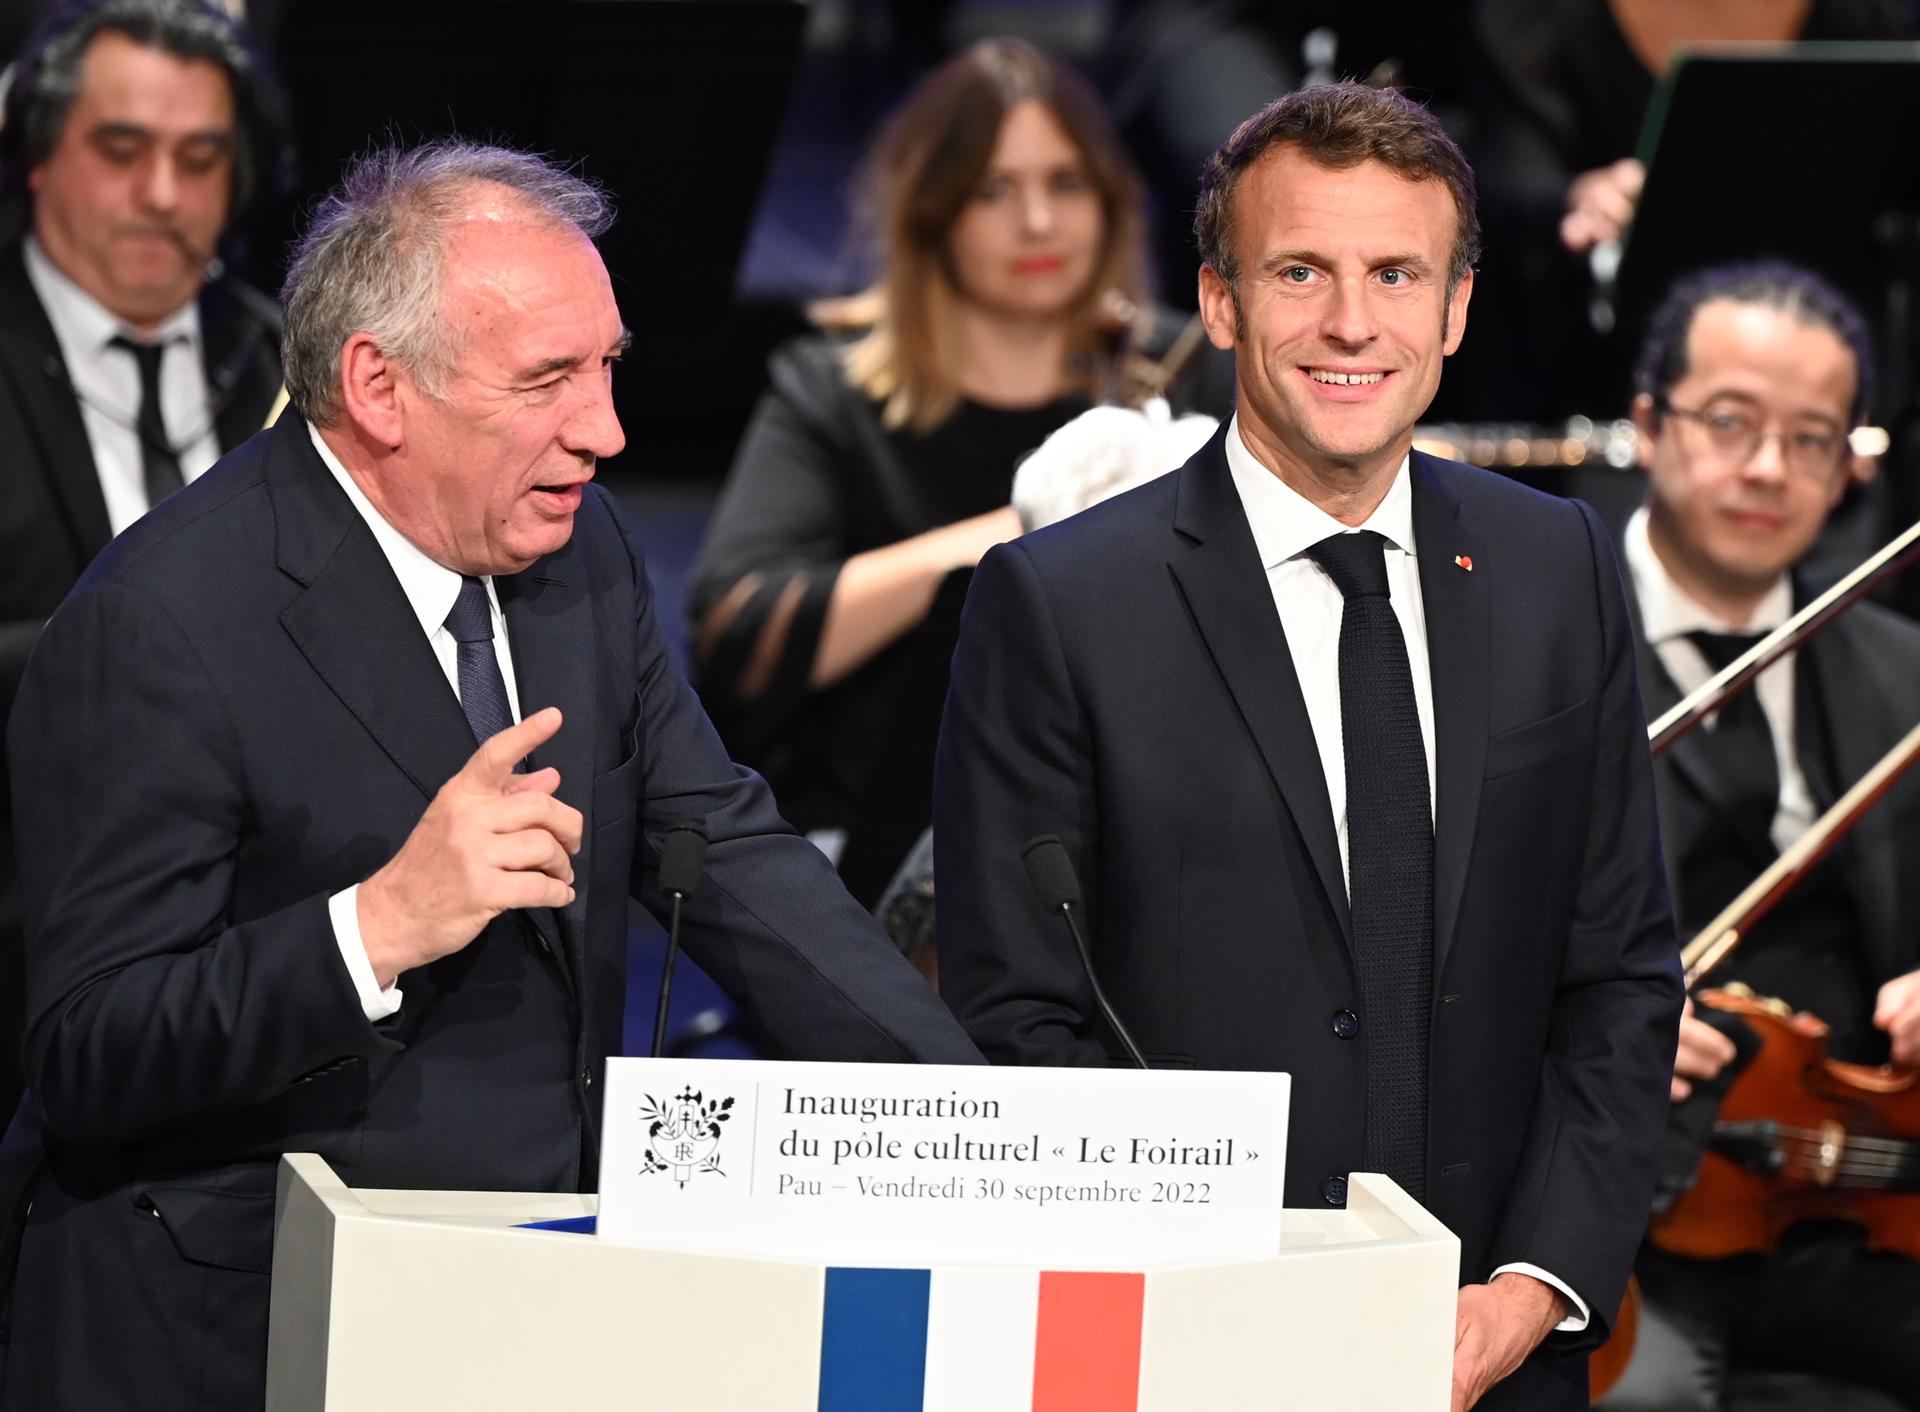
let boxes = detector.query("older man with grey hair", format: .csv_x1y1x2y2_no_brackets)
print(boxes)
0,139,979,1410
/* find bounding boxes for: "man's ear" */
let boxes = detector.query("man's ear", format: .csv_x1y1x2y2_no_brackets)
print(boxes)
1629,392,1659,469
338,333,404,451
1197,264,1240,352
1442,268,1473,355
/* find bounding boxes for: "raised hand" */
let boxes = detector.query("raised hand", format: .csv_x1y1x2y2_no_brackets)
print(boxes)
357,707,584,985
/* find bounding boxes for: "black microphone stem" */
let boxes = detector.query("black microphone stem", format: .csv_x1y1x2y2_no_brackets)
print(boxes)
651,891,685,1059
1060,900,1149,1071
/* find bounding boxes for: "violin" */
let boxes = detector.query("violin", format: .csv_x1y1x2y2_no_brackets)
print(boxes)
1649,984,1920,1261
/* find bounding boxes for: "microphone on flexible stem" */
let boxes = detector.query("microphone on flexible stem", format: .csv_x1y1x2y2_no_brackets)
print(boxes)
1021,834,1149,1070
650,822,710,1059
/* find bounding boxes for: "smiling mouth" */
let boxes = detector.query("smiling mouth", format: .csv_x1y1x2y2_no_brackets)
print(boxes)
1306,369,1387,386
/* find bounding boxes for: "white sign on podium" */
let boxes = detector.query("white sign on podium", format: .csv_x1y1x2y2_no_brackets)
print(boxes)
596,1058,1289,1270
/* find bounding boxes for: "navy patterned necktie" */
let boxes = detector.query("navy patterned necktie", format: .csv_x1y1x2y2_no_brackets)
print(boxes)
107,334,185,509
444,575,518,756
1307,529,1433,1201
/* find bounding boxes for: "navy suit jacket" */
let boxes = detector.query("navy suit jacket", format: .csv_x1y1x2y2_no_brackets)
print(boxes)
0,249,284,1136
936,431,1682,1409
1,414,978,1409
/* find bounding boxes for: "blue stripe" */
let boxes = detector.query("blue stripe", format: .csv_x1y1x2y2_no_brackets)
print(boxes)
819,1267,931,1411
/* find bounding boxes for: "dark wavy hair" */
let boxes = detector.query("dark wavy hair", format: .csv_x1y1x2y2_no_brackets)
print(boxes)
0,0,288,247
1635,261,1874,427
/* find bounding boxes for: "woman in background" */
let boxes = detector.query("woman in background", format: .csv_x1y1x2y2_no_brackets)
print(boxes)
689,37,1155,905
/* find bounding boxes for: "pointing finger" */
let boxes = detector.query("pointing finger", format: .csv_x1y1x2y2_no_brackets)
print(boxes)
458,708,563,791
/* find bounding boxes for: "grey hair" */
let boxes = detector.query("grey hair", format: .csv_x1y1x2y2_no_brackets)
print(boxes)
281,140,613,427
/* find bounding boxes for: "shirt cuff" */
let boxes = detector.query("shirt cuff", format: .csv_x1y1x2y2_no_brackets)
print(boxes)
330,884,403,1021
1489,1263,1590,1333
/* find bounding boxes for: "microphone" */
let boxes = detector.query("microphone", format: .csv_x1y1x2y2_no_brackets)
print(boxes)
650,822,710,1059
1021,835,1148,1070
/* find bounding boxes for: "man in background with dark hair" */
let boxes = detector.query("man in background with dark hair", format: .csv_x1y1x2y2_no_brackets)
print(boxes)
0,0,284,1123
1601,263,1920,1410
936,81,1681,1409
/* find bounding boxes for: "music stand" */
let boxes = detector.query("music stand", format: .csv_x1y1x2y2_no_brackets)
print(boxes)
1611,43,1920,419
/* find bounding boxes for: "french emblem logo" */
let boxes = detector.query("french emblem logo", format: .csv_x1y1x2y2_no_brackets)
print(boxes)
639,1088,733,1188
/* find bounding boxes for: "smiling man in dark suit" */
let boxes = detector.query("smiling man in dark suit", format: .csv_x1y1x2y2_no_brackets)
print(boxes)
935,82,1682,1410
0,140,978,1410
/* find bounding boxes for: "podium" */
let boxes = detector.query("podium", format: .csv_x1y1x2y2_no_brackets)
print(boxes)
267,1153,1459,1410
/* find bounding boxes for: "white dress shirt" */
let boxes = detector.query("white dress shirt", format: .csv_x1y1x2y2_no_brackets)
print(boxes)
24,236,222,534
1223,417,1589,1330
1622,506,1810,850
309,424,523,1020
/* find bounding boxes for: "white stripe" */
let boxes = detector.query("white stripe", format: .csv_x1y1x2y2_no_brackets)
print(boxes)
923,1268,1040,1411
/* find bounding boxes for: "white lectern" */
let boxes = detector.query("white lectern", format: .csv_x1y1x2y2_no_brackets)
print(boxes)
266,1153,1458,1410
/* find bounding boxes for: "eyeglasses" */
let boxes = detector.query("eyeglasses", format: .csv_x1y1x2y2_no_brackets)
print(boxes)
1657,398,1849,478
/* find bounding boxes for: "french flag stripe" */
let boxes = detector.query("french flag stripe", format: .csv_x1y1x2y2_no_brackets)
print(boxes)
1032,1270,1146,1411
922,1268,1040,1411
818,1267,931,1411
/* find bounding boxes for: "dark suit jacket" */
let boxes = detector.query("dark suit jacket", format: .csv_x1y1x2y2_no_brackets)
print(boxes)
0,414,978,1409
1632,581,1920,993
935,432,1683,1410
0,246,284,1140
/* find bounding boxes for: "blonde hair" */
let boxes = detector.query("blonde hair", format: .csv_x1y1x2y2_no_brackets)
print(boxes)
814,38,1148,433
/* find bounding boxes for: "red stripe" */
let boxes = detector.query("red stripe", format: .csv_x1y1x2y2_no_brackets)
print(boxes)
1031,1271,1144,1412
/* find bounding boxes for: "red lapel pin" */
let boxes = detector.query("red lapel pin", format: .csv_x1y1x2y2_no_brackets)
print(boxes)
1454,554,1474,572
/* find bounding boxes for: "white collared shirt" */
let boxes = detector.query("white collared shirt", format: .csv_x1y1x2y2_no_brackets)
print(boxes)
1622,505,1811,851
309,423,523,1020
1222,417,1436,885
24,236,221,534
1223,416,1588,1331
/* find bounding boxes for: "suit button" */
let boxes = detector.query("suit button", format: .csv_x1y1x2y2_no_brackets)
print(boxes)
1331,1009,1359,1039
581,1069,593,1089
1321,1176,1347,1206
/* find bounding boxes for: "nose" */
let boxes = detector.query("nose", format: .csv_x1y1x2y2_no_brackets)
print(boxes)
138,154,181,215
1020,185,1056,238
1321,276,1376,349
1743,429,1788,485
563,368,626,462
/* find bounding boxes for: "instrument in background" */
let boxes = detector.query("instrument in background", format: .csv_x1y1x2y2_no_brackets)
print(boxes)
1412,416,1645,471
1586,1278,1641,1403
1098,299,1208,410
1587,522,1920,1402
1651,983,1920,1262
1412,418,1888,474
265,382,290,429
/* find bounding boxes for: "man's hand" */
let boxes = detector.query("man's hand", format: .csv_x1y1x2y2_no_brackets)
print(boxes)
1452,1273,1568,1411
357,708,584,985
1875,969,1920,1065
1559,158,1645,253
1671,994,1738,1101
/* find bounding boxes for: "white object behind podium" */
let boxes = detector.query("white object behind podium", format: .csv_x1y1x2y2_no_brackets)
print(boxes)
266,1153,1458,1411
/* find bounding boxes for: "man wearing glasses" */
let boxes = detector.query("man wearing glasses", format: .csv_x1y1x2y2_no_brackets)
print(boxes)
1604,261,1920,1408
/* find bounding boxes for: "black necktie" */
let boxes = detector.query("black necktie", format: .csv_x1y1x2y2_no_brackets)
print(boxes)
108,334,185,509
1308,530,1433,1200
444,576,519,757
1686,630,1780,851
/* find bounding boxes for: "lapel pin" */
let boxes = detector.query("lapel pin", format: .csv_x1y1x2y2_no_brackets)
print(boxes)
1454,554,1474,572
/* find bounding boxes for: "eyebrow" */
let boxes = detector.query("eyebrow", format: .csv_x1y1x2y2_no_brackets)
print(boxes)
88,121,234,147
515,327,632,383
1257,249,1437,278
